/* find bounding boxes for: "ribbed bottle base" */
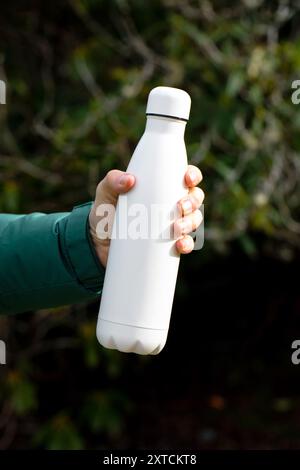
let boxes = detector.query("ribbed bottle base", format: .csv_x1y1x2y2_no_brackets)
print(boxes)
97,318,168,355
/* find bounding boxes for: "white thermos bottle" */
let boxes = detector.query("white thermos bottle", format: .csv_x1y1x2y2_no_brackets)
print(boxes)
96,86,191,355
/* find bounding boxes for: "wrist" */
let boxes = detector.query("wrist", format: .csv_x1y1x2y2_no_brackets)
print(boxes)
89,206,108,268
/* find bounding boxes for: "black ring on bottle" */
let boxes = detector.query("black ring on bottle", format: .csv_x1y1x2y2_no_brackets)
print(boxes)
146,113,188,122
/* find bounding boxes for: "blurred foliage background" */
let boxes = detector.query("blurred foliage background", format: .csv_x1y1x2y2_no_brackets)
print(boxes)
1,0,300,449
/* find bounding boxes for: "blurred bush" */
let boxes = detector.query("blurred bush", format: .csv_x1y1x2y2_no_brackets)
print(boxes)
0,0,300,449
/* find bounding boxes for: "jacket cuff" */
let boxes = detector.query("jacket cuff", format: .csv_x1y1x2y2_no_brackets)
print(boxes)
62,202,105,293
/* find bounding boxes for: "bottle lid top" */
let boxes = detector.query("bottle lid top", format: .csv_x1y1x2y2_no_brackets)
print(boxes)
146,86,191,121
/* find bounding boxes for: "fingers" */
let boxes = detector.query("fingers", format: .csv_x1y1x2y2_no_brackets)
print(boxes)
105,170,135,194
185,165,203,188
96,170,136,204
176,235,194,254
178,186,205,216
174,209,203,238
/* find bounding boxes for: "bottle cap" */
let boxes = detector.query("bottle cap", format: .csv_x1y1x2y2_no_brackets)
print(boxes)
146,86,191,121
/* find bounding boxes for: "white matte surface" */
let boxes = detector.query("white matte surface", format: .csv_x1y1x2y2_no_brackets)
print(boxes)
97,87,191,355
146,86,191,121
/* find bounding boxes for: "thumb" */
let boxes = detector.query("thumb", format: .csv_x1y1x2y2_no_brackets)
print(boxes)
95,169,135,206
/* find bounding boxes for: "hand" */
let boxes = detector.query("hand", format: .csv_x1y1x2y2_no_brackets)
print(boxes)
89,166,204,267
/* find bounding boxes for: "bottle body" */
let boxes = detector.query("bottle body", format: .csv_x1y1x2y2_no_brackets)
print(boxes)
97,116,188,355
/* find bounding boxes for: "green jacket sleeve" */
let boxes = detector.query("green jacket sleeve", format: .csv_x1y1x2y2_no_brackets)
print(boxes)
0,202,105,315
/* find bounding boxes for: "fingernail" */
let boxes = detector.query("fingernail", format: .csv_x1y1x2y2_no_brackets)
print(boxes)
189,170,198,184
181,239,188,250
181,198,192,214
179,220,187,234
182,238,192,251
179,219,192,234
119,174,128,187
